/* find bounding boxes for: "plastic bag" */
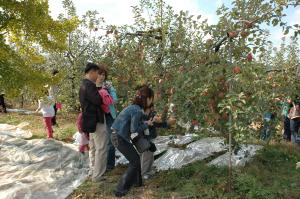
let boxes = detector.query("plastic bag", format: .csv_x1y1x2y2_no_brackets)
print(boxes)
73,132,89,146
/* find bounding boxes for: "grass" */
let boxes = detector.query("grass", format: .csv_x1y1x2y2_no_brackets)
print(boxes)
0,111,77,141
69,143,300,199
1,112,300,199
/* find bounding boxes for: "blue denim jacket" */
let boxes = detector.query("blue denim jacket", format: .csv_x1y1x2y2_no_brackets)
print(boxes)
111,104,148,143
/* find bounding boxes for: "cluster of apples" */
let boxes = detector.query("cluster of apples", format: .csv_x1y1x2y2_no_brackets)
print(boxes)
227,20,254,39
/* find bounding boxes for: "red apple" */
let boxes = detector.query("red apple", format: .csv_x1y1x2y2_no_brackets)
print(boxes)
247,53,253,62
179,66,185,72
241,31,249,38
218,92,225,99
222,112,229,120
155,91,162,100
267,77,272,81
227,31,238,38
244,21,254,29
168,117,177,126
233,66,241,74
192,119,199,126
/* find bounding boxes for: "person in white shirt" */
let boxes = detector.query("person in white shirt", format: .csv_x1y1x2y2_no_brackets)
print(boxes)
35,95,55,139
48,69,60,126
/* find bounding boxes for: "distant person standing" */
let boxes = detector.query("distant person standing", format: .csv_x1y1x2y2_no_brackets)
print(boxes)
49,69,60,126
281,97,292,141
35,93,55,138
289,96,300,146
0,93,7,113
141,104,176,179
79,63,108,182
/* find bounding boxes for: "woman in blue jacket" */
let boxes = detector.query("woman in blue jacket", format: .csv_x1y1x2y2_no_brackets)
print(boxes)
111,85,154,197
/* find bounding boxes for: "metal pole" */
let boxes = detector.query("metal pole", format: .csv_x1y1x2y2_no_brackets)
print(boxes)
228,39,233,196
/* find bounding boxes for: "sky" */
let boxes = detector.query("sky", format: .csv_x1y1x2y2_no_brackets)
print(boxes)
48,0,300,47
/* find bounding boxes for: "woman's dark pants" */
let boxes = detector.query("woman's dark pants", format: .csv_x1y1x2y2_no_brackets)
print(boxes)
113,134,142,195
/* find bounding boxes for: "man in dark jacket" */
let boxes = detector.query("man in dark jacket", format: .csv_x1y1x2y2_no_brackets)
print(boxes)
79,63,108,182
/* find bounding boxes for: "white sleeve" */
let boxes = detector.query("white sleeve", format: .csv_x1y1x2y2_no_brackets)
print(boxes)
38,100,42,109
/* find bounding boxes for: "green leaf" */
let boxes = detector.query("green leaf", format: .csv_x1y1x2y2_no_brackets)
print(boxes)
272,19,279,26
284,28,289,35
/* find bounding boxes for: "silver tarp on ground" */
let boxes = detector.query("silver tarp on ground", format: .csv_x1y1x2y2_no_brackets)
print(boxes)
208,144,263,167
154,137,227,171
153,134,196,156
0,124,89,199
115,149,129,165
115,134,199,166
0,123,32,139
153,136,172,156
6,109,35,115
172,134,196,146
112,135,262,171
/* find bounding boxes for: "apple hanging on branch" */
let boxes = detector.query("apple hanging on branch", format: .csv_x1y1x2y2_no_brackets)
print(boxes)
233,66,241,74
239,19,255,29
240,31,249,38
179,65,185,72
227,31,238,38
218,92,225,99
155,91,162,100
244,20,254,29
192,119,199,126
247,53,253,62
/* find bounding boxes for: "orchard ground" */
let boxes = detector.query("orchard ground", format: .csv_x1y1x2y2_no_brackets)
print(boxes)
0,111,300,199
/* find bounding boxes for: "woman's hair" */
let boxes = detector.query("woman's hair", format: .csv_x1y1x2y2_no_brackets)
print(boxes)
132,85,154,109
98,63,108,80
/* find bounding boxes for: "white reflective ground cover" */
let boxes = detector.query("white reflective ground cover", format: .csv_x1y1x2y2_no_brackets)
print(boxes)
0,124,89,199
6,109,35,115
0,121,263,198
153,137,227,171
208,144,264,167
0,123,32,139
114,135,263,171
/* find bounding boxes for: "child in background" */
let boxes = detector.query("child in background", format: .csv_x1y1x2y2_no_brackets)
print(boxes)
35,94,55,139
76,112,90,153
141,103,176,179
